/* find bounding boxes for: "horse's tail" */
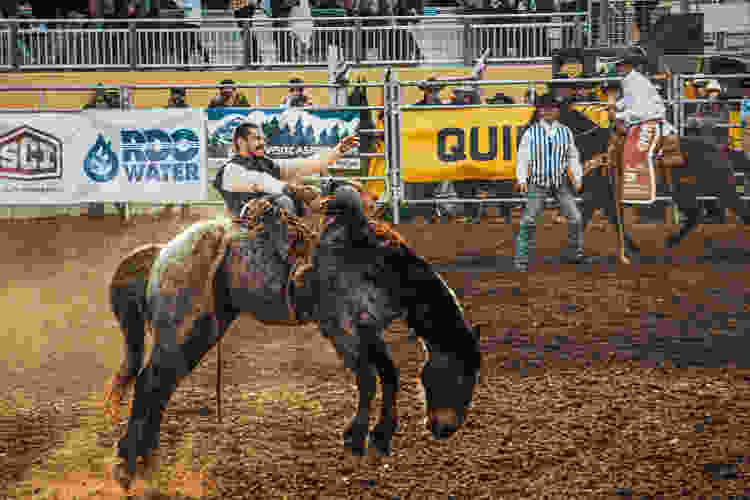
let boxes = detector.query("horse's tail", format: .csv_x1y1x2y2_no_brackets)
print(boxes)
104,243,164,426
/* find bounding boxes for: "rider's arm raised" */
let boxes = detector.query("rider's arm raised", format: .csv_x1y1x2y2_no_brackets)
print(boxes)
277,136,359,183
276,151,337,183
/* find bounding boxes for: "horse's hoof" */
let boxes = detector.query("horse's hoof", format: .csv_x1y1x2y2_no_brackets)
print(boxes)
111,461,133,491
343,425,368,456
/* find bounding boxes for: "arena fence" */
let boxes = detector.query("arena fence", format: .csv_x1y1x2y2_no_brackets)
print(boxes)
0,81,391,219
1,74,749,222
0,12,586,70
385,74,750,224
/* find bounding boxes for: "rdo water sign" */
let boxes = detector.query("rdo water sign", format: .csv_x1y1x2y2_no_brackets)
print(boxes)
85,128,201,184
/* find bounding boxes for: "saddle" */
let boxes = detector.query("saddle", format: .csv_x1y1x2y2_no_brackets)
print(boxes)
231,182,400,324
583,132,685,193
233,198,320,324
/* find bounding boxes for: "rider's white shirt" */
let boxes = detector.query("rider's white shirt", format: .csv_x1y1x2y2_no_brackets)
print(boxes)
615,69,667,126
222,155,320,194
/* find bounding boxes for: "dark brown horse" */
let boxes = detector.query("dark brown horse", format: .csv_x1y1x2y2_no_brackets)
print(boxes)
560,104,750,263
104,184,481,494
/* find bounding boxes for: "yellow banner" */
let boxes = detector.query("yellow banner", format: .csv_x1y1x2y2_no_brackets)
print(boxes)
366,105,610,197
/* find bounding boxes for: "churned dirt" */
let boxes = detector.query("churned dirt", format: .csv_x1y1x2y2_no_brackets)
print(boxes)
2,207,750,500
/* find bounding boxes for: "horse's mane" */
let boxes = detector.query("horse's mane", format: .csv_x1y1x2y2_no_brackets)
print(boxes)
317,200,480,373
559,106,612,162
396,247,481,374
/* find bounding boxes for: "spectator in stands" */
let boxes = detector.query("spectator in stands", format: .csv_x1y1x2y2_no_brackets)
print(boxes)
548,73,581,104
448,84,489,223
209,79,250,107
415,75,447,106
281,76,313,108
168,87,189,108
574,73,598,101
234,0,260,64
687,79,728,221
486,92,514,105
402,75,448,223
83,84,120,109
687,79,730,149
270,0,302,63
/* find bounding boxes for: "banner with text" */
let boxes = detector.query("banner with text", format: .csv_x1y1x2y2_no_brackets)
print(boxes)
206,107,360,170
0,109,207,204
391,106,609,183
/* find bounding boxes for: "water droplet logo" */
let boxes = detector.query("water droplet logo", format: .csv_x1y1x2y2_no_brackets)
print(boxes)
84,134,119,182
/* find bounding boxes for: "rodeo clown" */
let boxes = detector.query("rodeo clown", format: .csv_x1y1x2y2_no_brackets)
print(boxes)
212,121,359,218
513,93,585,272
613,47,677,170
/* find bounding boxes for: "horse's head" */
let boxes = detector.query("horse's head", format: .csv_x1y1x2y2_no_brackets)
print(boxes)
418,323,481,440
560,105,611,154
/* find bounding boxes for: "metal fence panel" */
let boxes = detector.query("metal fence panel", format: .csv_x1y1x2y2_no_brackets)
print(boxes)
1,14,587,70
16,27,130,69
0,28,9,69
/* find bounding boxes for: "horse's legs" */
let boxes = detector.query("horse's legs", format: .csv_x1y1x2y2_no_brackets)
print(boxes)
106,283,148,425
346,349,377,456
717,174,750,224
113,306,236,491
583,171,640,256
319,320,377,456
369,337,399,456
666,191,702,248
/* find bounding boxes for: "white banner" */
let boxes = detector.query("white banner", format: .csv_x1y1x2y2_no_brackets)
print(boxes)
0,109,207,204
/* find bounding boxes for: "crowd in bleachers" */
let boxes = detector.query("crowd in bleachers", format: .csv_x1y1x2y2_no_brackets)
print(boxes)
1,0,589,65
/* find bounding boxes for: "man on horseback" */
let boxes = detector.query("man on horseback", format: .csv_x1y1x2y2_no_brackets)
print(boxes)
613,47,678,195
212,121,359,218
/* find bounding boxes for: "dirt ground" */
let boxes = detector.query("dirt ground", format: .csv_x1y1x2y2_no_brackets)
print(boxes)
2,208,750,500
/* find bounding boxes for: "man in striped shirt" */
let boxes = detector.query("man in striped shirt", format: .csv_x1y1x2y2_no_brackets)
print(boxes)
514,93,584,271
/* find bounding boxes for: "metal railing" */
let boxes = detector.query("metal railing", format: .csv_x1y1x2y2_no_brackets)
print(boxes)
0,12,587,70
0,81,393,219
1,73,749,222
387,74,750,224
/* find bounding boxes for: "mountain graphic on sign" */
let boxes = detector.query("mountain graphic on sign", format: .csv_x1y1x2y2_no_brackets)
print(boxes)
209,109,358,147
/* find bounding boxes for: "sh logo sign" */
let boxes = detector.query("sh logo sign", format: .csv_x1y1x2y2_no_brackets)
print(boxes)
0,126,63,181
120,128,201,183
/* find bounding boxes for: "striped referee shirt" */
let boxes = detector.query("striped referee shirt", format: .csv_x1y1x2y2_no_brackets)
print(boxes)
516,119,582,188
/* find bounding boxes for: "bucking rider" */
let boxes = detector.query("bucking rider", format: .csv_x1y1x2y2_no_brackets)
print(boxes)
212,121,359,218
613,47,677,170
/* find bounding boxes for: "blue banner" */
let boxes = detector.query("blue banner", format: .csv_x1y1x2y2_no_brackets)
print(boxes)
206,108,361,170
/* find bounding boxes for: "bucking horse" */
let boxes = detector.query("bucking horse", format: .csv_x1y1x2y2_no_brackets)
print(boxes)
104,183,481,493
560,102,750,263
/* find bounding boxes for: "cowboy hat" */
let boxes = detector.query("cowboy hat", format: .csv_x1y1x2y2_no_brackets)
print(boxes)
534,93,560,107
613,46,648,67
704,79,722,93
417,74,446,91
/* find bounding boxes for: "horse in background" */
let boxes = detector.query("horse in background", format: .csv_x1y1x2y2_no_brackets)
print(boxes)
559,103,750,261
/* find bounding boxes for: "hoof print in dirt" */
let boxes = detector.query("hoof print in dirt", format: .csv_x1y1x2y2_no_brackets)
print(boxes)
344,422,369,456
